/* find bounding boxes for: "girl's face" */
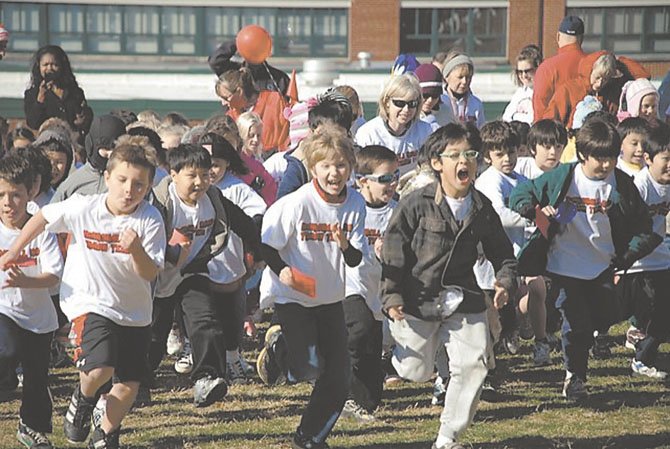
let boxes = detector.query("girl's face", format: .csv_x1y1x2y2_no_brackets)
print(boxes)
39,53,60,80
445,65,472,96
216,84,246,111
46,150,68,186
386,94,419,130
244,124,263,156
589,69,609,93
639,94,658,121
210,157,229,185
516,60,535,88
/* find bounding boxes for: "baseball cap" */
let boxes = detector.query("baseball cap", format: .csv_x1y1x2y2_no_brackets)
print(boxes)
558,16,584,36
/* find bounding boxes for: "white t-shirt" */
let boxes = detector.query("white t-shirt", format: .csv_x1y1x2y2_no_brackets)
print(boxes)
627,168,670,273
355,116,433,176
616,156,644,178
345,200,396,320
441,91,486,128
0,222,63,333
445,191,472,224
155,183,215,298
502,86,534,124
515,157,548,180
263,151,289,186
216,173,267,217
475,166,529,254
260,181,368,308
42,194,166,326
547,166,616,280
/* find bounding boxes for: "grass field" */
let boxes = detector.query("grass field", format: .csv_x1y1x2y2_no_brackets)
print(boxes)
1,322,669,449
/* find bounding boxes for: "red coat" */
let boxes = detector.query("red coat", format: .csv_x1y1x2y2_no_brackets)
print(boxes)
532,43,585,122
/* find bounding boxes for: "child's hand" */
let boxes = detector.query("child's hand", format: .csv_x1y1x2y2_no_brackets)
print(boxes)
175,241,192,268
0,250,18,271
119,229,141,254
388,305,405,321
3,266,29,288
331,223,349,251
493,282,510,309
278,266,295,288
373,237,384,259
541,205,557,218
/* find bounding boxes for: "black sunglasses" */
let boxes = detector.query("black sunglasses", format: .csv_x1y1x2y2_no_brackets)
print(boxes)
515,68,535,75
422,93,440,100
391,98,419,109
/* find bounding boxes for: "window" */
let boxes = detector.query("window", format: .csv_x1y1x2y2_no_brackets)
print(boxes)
87,6,122,53
400,7,507,57
49,4,85,52
0,3,41,52
568,6,670,54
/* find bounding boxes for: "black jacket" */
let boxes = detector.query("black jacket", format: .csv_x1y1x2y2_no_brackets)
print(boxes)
24,85,93,135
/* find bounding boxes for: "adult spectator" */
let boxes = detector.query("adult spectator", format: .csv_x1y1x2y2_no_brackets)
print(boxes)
23,45,93,138
0,24,8,60
532,16,585,122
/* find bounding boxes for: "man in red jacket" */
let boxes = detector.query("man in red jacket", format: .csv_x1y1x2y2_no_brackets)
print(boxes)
532,16,585,122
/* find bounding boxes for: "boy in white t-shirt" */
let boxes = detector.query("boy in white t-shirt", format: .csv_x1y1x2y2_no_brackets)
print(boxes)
616,117,649,177
260,125,367,449
341,145,399,422
617,123,670,380
510,119,661,401
0,155,63,449
0,136,166,449
515,119,567,180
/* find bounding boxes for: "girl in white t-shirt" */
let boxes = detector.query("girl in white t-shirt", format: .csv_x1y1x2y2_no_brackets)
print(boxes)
503,45,542,125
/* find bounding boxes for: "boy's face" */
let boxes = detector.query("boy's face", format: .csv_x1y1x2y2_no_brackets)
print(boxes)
357,161,399,205
310,154,351,197
0,179,30,229
620,132,645,167
581,155,616,180
639,94,658,122
210,158,229,185
170,165,211,206
46,150,68,186
486,147,517,175
430,139,477,199
104,162,152,215
534,143,564,172
645,150,670,185
445,65,472,96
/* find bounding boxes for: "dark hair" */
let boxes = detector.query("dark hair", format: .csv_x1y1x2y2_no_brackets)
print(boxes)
355,145,398,176
509,120,531,157
11,146,52,194
216,67,259,103
204,113,242,150
107,135,159,183
528,119,568,156
168,143,212,173
576,120,621,162
29,45,78,90
479,121,520,157
110,109,138,127
33,136,73,188
163,112,189,127
616,117,650,142
0,154,34,192
308,92,354,132
513,44,542,87
583,110,618,129
7,127,35,150
423,122,482,162
199,132,248,176
644,121,670,160
127,126,166,167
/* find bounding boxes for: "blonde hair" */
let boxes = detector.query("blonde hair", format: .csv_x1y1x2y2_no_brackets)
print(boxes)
236,111,263,157
157,124,190,149
135,110,161,131
215,67,259,102
303,123,356,172
107,135,159,182
378,73,422,124
591,53,618,82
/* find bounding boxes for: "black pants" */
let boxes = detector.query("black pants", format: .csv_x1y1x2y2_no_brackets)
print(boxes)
218,287,245,352
343,296,383,412
0,313,53,433
275,301,350,444
617,269,670,365
550,269,618,380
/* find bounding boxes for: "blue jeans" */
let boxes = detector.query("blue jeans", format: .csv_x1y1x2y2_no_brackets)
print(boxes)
275,301,350,444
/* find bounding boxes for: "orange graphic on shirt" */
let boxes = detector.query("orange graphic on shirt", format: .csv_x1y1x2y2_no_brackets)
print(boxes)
564,196,612,215
0,248,40,267
175,219,215,240
300,223,353,242
364,228,382,245
397,151,417,167
83,230,129,254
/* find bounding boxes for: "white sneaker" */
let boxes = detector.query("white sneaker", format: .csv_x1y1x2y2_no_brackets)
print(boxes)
92,396,106,429
174,339,193,374
341,399,375,422
631,359,668,380
166,326,184,356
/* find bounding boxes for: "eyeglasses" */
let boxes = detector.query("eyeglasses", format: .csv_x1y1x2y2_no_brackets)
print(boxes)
439,150,479,161
422,93,440,100
391,98,419,109
358,169,400,184
515,68,535,76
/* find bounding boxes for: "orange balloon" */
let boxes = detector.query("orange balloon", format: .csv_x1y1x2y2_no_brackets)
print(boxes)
236,25,272,65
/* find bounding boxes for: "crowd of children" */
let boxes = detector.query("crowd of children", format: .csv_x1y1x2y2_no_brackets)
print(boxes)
1,18,670,449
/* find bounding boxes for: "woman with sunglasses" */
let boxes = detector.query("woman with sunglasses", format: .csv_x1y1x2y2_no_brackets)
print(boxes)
503,45,543,125
355,73,433,176
415,63,457,129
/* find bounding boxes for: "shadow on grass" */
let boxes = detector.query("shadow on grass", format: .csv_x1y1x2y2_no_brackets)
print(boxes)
475,432,670,449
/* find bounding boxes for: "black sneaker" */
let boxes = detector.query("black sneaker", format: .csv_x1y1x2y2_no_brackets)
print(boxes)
17,420,54,449
87,426,120,449
64,388,97,443
193,376,228,408
292,431,330,449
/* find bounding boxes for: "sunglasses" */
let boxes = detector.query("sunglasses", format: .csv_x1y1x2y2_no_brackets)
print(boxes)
422,93,440,100
515,68,535,76
391,98,419,109
359,169,400,184
439,150,479,161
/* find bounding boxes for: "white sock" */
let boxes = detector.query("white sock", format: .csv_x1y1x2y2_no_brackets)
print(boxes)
434,435,454,448
226,350,240,363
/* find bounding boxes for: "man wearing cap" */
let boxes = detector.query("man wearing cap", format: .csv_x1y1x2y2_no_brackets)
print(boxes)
0,24,9,60
532,16,585,122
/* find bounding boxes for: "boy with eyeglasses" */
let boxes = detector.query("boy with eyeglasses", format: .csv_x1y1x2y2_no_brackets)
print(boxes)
381,123,517,449
340,145,399,423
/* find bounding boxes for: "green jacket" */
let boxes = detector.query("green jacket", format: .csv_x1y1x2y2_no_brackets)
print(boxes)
508,162,662,276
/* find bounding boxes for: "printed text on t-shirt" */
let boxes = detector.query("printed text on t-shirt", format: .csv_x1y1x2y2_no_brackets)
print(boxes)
301,223,353,242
